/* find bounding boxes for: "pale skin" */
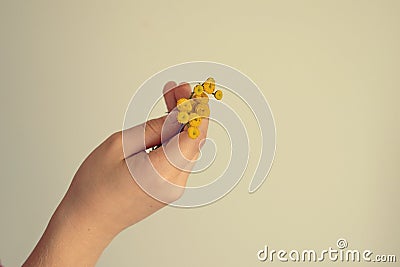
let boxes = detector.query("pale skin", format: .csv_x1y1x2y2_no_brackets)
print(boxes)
23,82,207,266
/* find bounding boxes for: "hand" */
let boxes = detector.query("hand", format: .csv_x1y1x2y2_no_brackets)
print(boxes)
23,82,208,266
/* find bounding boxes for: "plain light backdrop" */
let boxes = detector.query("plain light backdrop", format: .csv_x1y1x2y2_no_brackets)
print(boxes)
1,1,399,266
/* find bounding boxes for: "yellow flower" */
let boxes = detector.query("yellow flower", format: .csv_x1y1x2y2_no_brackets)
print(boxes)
193,92,209,104
189,113,202,127
214,90,223,100
188,126,200,139
193,84,204,96
203,77,215,94
206,77,215,84
177,98,187,106
177,111,189,124
196,103,210,117
175,78,221,127
177,98,192,112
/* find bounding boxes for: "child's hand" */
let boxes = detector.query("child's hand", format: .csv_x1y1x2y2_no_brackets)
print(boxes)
24,82,208,267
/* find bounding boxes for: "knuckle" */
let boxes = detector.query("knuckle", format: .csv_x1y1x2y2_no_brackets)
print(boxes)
145,117,165,135
105,131,123,152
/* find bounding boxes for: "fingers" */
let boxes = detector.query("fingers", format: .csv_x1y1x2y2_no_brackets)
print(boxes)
123,80,209,203
122,116,168,159
125,150,187,204
123,82,193,158
125,118,209,204
152,117,209,174
163,81,178,111
163,82,192,112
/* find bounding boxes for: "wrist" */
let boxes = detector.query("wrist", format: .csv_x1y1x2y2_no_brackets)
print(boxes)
24,198,116,266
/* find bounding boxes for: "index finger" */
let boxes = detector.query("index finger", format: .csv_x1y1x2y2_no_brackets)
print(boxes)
163,82,192,112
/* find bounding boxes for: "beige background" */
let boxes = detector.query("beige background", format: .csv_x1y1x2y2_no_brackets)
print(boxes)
1,1,399,266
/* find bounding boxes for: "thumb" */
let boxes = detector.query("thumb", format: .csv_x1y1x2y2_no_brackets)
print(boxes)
124,118,208,204
122,82,192,158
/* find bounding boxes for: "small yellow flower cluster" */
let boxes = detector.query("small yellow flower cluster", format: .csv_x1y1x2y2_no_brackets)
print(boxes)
176,77,223,139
